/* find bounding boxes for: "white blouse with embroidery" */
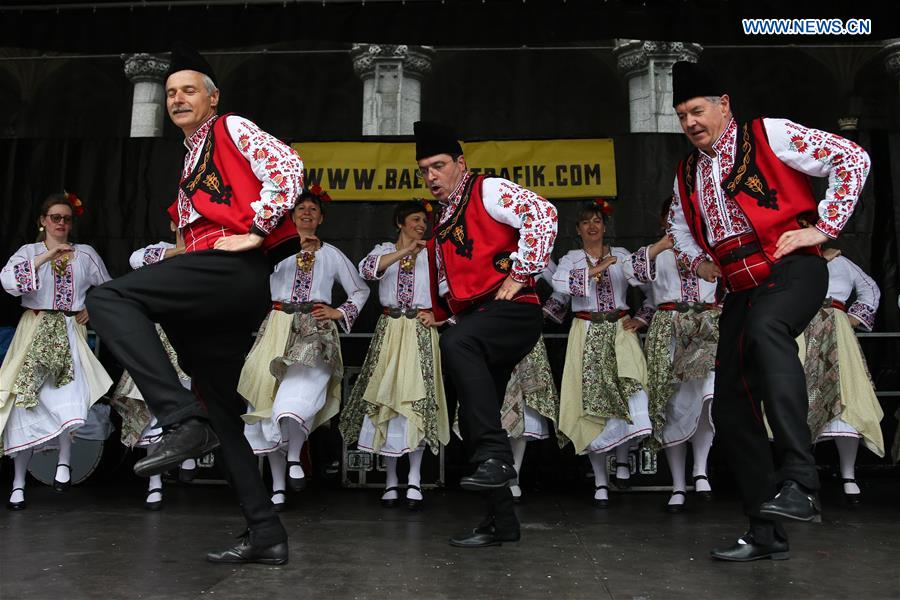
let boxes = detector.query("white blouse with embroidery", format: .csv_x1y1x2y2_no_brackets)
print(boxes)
2,243,111,311
551,247,635,313
269,242,370,333
669,117,871,274
627,247,718,306
358,242,432,310
177,114,305,235
128,241,175,270
539,260,570,323
826,256,880,331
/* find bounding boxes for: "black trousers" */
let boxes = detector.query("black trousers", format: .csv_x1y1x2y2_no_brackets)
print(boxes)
712,254,827,544
86,249,286,546
440,300,542,532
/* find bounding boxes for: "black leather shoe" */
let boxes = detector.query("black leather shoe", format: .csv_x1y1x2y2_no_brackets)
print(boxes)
406,485,423,511
842,478,861,507
134,419,219,478
759,480,822,523
178,465,198,483
710,533,789,562
694,474,713,501
7,487,26,511
206,538,289,565
594,484,609,509
53,464,71,493
286,460,307,492
459,458,517,491
666,490,686,514
144,487,163,511
449,528,520,548
381,486,400,508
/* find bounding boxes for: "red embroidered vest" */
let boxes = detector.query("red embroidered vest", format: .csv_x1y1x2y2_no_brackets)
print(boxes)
427,175,535,318
675,118,821,283
167,114,298,254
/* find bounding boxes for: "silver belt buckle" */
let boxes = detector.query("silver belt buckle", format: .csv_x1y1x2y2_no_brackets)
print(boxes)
404,308,418,319
388,307,403,319
674,301,691,313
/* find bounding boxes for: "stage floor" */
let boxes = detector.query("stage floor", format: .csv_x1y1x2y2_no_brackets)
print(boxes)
1,478,898,599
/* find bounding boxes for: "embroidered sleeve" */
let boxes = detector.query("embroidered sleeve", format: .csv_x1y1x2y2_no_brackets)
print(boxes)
130,242,174,269
551,254,588,297
844,258,880,331
634,289,656,326
667,183,710,275
542,291,569,324
358,243,393,281
765,118,871,239
226,116,305,235
334,249,371,333
627,246,656,284
481,178,558,281
1,255,38,296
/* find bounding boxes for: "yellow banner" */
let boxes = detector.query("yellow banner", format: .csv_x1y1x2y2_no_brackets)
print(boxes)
290,139,616,201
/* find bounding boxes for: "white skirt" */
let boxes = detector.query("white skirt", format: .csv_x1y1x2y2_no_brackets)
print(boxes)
582,390,652,455
660,375,715,448
358,414,417,457
244,357,333,454
518,406,551,441
817,417,862,441
1,317,110,455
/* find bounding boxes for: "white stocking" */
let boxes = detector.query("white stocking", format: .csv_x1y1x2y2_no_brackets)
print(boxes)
10,449,32,503
614,444,631,481
267,451,287,506
406,447,424,500
55,433,73,484
285,419,307,480
665,442,687,505
382,456,399,500
509,437,527,498
589,452,609,500
835,436,861,494
690,398,715,493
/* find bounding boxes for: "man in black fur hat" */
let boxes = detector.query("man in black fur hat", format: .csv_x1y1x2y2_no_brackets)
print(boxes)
666,61,870,561
415,120,558,547
88,43,303,564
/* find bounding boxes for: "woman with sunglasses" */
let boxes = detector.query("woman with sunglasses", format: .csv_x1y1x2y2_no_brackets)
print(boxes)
239,186,369,510
340,200,449,510
1,192,113,510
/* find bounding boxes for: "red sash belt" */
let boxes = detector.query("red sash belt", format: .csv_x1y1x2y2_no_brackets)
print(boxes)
183,218,235,253
826,298,846,312
656,302,719,313
575,309,627,323
712,233,771,292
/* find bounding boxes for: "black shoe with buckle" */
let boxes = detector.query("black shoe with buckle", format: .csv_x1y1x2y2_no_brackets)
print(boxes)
381,486,400,508
144,488,163,511
842,478,861,506
406,485,423,511
53,464,72,493
759,480,822,523
614,462,631,490
134,419,219,478
666,490,686,514
206,536,289,565
459,458,517,491
271,490,287,513
178,464,198,483
7,487,26,511
594,484,609,508
710,532,790,562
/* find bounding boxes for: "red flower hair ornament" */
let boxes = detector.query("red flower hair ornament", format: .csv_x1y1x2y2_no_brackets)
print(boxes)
64,190,85,217
593,198,614,216
307,184,332,203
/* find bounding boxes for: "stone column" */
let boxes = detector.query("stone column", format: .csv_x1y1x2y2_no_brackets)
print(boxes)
350,44,435,135
884,39,900,116
122,53,170,138
613,40,703,133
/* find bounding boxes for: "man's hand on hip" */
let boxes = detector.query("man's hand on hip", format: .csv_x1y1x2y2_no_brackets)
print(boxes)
213,233,264,252
495,275,525,301
774,227,829,260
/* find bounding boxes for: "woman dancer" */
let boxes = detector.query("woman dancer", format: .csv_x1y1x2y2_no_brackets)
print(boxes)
1,192,113,509
340,200,449,510
240,186,369,510
553,200,651,507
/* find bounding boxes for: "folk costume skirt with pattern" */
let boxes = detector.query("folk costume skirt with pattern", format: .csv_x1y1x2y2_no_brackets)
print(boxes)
559,317,651,454
0,310,112,456
644,308,719,449
804,306,884,457
501,337,567,447
339,314,449,457
239,309,343,454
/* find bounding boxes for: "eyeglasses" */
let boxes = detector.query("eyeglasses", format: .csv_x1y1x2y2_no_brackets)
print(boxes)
46,214,73,224
415,160,452,179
